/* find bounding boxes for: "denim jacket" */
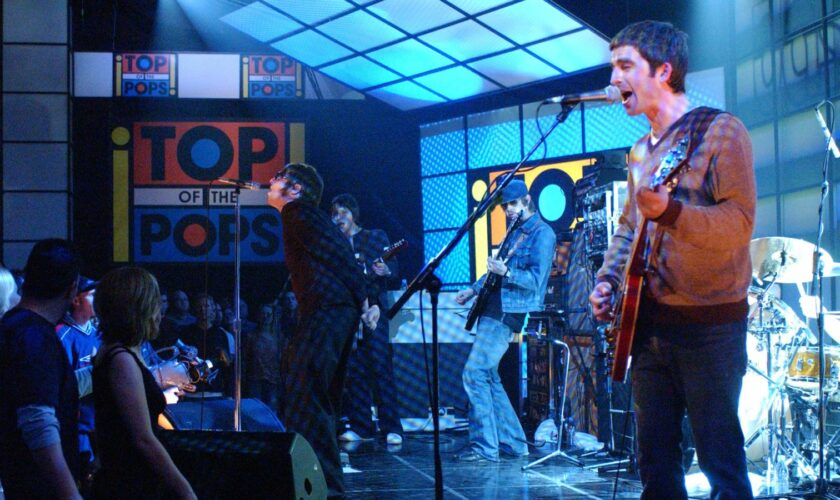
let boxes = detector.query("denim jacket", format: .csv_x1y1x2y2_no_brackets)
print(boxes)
471,213,556,313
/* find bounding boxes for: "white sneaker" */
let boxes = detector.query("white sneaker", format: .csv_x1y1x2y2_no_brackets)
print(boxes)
386,433,403,445
339,430,363,442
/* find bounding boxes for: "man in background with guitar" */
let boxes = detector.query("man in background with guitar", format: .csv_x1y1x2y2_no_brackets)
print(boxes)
589,21,755,499
331,193,405,446
454,179,556,463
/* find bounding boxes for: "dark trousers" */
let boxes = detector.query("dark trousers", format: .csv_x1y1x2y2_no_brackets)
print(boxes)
344,319,403,437
631,320,753,500
283,305,358,498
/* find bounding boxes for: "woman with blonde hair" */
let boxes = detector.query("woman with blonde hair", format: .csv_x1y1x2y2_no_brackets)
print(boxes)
0,266,20,315
92,267,195,499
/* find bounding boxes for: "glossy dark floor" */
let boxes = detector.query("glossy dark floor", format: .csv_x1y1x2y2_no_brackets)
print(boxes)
342,430,644,499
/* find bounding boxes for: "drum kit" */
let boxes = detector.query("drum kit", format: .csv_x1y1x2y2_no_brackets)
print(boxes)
742,236,840,489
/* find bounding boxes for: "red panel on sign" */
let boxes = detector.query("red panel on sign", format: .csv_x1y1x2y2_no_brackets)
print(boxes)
121,53,171,74
132,122,287,186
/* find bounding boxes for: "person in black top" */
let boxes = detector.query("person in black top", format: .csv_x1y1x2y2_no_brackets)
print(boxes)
92,266,195,499
268,163,378,499
0,238,82,499
331,193,404,446
177,293,231,394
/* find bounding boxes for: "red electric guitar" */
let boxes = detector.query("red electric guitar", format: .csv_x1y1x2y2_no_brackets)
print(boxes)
607,135,691,382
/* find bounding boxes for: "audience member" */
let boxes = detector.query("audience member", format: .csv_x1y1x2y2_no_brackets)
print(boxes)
56,276,100,493
166,290,196,328
92,266,195,499
0,267,20,314
151,288,180,351
178,293,231,393
245,303,282,414
0,239,82,498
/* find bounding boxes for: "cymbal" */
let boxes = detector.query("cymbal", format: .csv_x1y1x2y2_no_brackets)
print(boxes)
750,237,832,284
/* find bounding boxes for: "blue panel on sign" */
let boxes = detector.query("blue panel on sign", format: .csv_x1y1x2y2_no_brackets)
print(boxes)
522,105,583,158
424,230,470,286
478,0,580,45
529,30,610,73
468,121,521,169
420,128,466,176
422,173,467,230
133,207,283,263
121,80,170,98
585,103,649,152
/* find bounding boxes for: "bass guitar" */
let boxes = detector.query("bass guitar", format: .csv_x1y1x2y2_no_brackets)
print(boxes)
607,135,691,382
464,212,524,331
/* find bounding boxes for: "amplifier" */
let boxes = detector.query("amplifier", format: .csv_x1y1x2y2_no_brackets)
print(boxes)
580,181,627,257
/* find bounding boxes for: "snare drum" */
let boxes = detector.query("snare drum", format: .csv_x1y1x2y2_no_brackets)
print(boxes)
787,346,840,390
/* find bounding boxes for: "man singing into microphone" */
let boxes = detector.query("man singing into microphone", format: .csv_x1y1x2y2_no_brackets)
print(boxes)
454,179,555,463
267,163,378,498
589,21,755,498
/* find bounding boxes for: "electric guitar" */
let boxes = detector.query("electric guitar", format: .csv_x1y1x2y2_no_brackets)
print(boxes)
357,238,407,331
607,135,692,382
464,212,525,331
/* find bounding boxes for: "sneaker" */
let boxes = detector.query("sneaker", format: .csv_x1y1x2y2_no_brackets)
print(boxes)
454,450,496,463
386,433,403,445
339,430,363,442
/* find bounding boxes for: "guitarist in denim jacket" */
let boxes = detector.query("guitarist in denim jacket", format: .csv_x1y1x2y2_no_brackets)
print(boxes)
454,179,556,463
589,21,755,500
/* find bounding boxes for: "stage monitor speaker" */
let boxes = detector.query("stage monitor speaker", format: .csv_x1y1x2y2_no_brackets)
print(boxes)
159,398,284,431
159,430,327,500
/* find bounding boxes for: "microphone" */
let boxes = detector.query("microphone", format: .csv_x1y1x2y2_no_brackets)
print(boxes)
215,177,263,190
814,104,840,159
544,85,622,106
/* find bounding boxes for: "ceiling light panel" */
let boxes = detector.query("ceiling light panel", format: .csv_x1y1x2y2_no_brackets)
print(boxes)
367,0,464,34
468,50,557,87
264,0,354,25
368,39,454,76
368,81,447,110
318,9,406,51
220,2,302,42
270,30,352,67
444,0,515,15
420,19,513,61
320,56,401,89
529,30,611,73
478,0,581,45
415,66,499,100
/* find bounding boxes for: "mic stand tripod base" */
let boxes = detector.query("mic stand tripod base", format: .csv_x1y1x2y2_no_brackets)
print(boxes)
522,339,583,470
522,447,584,471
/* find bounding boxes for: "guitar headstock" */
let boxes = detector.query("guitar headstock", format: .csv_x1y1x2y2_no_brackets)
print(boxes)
649,135,691,192
380,239,407,261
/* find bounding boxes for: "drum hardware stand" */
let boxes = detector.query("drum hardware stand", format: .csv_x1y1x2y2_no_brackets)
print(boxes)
801,99,840,499
578,326,637,474
522,336,584,470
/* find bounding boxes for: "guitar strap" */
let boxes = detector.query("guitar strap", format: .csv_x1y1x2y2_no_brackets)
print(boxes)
645,106,725,272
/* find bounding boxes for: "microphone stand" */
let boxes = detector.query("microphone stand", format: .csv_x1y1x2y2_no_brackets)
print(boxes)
805,101,838,499
387,104,578,500
232,185,243,431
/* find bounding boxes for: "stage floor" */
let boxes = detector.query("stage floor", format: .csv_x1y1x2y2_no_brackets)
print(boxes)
342,430,644,499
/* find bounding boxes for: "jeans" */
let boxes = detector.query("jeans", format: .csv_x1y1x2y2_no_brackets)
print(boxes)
462,316,528,460
344,319,403,437
283,305,358,498
632,320,752,500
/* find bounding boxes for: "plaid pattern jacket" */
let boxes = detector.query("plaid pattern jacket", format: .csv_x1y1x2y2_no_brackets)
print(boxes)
596,108,755,313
